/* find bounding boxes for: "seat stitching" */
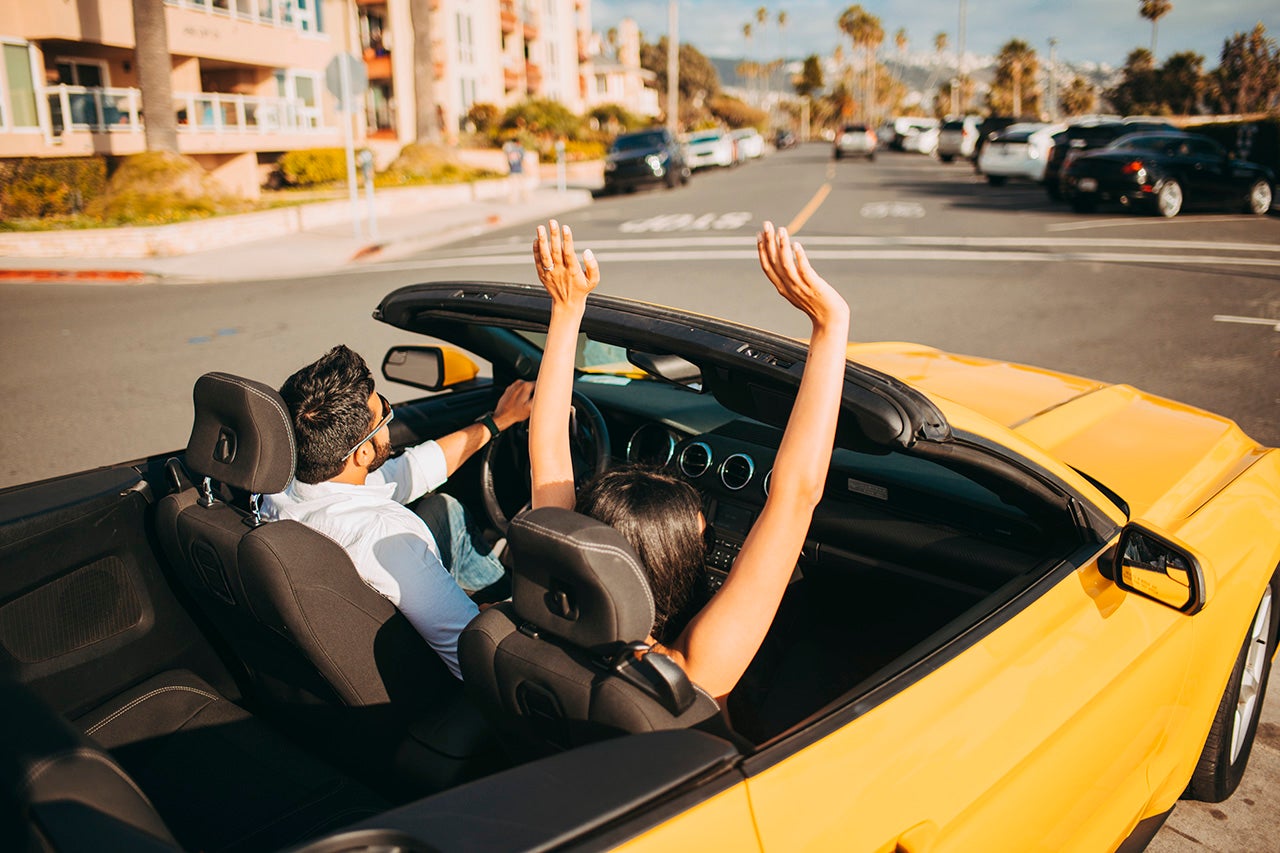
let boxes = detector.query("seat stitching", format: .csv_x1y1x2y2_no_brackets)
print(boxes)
206,372,297,479
83,685,220,736
515,518,656,618
691,684,722,711
25,749,156,807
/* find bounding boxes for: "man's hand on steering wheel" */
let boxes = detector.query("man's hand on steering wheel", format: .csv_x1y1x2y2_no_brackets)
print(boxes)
493,379,535,431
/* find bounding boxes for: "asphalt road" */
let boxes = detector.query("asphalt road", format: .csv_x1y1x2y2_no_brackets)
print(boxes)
2,143,1278,849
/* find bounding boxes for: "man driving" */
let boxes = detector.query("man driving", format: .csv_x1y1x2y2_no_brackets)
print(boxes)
262,345,534,679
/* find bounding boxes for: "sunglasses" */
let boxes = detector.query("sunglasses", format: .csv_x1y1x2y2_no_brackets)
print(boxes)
341,393,394,461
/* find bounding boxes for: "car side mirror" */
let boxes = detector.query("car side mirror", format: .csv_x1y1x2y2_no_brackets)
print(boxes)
1109,524,1206,614
382,345,480,392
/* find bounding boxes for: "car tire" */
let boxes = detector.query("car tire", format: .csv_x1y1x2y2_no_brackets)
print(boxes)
987,175,1007,187
1070,198,1096,213
1046,184,1062,201
1244,179,1272,215
1156,180,1183,218
1186,568,1280,803
665,170,678,189
867,152,876,162
940,154,954,163
834,150,843,160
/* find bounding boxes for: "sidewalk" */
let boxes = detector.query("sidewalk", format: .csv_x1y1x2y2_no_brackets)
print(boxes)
0,179,596,285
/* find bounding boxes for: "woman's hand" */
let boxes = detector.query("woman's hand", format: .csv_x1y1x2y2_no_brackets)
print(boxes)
756,221,849,331
533,219,599,308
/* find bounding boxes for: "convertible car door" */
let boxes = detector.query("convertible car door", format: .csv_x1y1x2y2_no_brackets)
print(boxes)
744,543,1194,852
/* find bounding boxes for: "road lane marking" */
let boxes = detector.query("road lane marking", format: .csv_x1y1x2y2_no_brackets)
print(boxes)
1048,215,1272,232
363,249,1280,272
1214,315,1280,331
786,183,831,234
860,202,926,219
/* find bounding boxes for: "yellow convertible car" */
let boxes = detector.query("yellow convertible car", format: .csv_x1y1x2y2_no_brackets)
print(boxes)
3,283,1276,853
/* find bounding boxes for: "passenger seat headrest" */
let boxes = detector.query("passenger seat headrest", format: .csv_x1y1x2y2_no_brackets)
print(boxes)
186,372,295,494
508,507,656,650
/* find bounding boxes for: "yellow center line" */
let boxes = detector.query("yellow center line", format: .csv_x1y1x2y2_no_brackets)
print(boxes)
786,182,832,235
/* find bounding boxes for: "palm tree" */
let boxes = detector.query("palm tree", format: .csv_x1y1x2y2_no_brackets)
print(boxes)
755,7,768,99
838,6,883,121
934,31,948,54
1139,0,1173,56
130,0,178,152
742,22,754,102
895,27,908,56
995,39,1038,116
777,11,789,93
409,0,439,143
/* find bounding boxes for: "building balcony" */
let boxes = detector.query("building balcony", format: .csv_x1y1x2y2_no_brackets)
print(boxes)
525,61,542,91
363,51,393,81
499,0,517,34
165,0,318,34
523,22,539,41
503,66,522,91
37,85,327,151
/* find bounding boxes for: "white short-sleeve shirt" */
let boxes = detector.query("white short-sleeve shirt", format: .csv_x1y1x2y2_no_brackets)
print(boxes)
261,440,478,679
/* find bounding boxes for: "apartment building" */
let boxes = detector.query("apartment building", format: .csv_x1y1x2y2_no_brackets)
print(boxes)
0,0,616,197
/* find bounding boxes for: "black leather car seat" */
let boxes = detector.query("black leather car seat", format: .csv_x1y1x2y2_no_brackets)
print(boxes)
154,372,496,797
459,507,720,758
1,669,386,853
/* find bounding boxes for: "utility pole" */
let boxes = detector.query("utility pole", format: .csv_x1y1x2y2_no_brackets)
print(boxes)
957,0,967,113
1047,38,1059,120
666,1,679,136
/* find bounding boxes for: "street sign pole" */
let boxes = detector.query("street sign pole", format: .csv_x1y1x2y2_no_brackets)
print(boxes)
338,56,361,240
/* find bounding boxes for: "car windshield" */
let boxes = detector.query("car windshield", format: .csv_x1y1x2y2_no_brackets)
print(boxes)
688,132,721,144
612,131,666,152
515,330,649,380
1112,135,1179,152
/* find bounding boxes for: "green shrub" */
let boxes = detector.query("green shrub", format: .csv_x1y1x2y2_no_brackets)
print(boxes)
376,142,499,187
707,95,768,130
276,147,359,187
500,98,584,138
87,151,230,225
0,156,107,220
588,103,646,134
466,102,501,134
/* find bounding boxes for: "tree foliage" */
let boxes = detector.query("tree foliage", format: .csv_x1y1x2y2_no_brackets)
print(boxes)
1208,23,1280,114
1139,0,1173,55
640,38,721,103
1106,48,1206,115
795,54,825,98
1058,77,1098,116
987,39,1041,117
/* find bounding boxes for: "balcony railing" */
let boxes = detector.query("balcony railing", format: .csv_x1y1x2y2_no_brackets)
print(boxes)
45,85,324,137
164,0,320,35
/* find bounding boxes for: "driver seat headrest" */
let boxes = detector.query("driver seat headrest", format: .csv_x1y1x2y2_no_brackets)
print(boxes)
185,372,295,494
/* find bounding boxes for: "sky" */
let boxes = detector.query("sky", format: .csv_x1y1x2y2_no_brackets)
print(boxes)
592,0,1280,68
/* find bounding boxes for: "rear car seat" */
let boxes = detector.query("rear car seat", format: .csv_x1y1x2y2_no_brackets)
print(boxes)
3,669,387,852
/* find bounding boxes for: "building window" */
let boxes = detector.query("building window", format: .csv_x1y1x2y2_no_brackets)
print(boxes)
54,57,108,88
1,42,39,129
456,12,474,65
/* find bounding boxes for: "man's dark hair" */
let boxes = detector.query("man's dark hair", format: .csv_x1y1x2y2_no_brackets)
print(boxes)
280,345,376,484
575,466,707,643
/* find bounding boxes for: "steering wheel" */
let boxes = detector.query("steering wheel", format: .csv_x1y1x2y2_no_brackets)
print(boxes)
480,390,611,533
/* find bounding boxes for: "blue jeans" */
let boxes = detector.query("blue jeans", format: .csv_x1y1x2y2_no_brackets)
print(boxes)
414,493,505,593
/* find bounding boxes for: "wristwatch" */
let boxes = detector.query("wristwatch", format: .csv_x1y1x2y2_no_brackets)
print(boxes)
475,412,500,440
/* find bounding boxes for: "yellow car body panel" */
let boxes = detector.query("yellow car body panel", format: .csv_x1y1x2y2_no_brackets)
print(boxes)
615,783,761,852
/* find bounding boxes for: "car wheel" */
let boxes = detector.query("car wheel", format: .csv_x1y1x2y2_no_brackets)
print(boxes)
1156,180,1183,218
1070,198,1096,213
940,154,954,163
665,170,678,189
1244,179,1273,215
867,152,876,162
834,150,843,160
1046,184,1062,201
987,175,1007,187
1186,568,1280,802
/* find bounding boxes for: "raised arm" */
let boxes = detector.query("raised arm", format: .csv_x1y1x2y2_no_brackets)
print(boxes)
529,220,600,510
658,222,851,697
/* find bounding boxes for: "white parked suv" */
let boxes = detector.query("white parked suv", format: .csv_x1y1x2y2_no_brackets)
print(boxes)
729,128,765,160
682,130,735,170
976,122,1064,185
937,116,980,162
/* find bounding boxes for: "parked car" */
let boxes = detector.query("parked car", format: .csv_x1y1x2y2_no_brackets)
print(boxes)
833,123,878,160
773,128,797,150
603,128,691,193
1044,117,1175,199
937,116,981,162
882,116,939,151
682,129,736,170
900,120,940,155
972,115,1023,168
729,127,765,160
976,122,1062,185
6,280,1280,852
1062,131,1275,217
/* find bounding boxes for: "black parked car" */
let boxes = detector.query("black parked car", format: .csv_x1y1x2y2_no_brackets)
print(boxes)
1044,118,1175,199
603,128,691,193
1061,131,1275,218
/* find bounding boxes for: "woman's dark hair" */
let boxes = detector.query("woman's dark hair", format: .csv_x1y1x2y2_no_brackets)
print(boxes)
279,345,376,484
575,466,707,643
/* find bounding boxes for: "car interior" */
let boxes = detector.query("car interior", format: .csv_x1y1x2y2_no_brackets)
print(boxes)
0,287,1102,851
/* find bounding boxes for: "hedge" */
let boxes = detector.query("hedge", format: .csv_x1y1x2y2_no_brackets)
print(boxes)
0,156,108,220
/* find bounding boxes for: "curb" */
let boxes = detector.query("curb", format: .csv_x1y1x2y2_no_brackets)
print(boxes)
0,268,155,284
